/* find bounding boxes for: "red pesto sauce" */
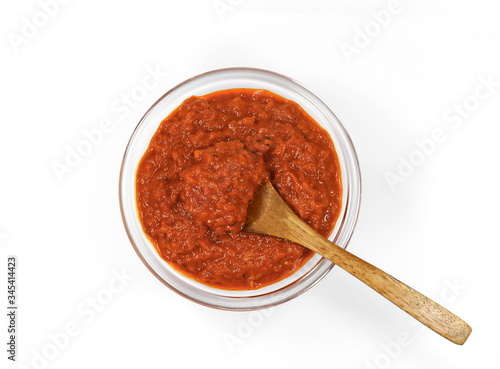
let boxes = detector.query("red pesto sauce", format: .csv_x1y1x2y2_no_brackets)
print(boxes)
136,89,342,290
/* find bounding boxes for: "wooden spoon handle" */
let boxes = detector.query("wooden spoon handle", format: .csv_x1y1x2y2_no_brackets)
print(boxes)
271,205,472,345
318,238,471,344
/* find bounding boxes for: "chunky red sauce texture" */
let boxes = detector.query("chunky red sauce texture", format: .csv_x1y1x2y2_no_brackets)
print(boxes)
136,89,342,290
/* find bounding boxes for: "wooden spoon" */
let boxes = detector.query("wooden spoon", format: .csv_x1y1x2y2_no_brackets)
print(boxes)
243,182,472,345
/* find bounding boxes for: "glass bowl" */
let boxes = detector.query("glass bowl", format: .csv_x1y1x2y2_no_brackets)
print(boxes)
119,68,361,310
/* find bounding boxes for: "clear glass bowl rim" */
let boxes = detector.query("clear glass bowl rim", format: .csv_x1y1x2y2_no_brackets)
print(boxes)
119,67,362,311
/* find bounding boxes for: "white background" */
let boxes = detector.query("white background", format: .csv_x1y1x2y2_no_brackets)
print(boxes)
1,0,499,368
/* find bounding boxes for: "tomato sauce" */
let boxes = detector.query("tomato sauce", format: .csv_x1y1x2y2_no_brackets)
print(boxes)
136,89,342,290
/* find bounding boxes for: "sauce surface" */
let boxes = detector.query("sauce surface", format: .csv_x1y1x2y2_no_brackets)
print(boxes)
136,89,342,290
